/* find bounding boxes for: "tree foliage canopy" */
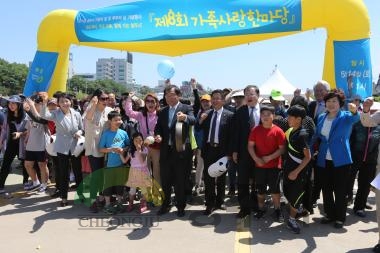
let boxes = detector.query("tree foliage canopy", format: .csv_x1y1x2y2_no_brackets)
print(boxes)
0,58,29,95
68,76,128,96
0,58,130,98
0,58,208,101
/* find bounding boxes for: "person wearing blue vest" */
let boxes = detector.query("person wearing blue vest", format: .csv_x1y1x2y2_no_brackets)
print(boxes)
312,89,359,229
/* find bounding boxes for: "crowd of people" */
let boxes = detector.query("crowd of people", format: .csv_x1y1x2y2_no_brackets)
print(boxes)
0,79,379,247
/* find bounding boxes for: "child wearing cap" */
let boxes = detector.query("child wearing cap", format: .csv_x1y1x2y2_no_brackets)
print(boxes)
270,89,287,118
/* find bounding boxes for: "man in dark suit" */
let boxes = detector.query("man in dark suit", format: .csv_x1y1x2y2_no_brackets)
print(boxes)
232,85,261,218
198,89,234,215
307,80,329,207
307,80,329,124
154,85,196,217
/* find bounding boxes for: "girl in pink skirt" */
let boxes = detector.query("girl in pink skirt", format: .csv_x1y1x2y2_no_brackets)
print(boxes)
121,132,152,213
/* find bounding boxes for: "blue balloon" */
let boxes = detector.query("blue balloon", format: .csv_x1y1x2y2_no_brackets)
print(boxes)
157,60,175,79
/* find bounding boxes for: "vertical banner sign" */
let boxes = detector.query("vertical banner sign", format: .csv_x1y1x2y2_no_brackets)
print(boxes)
334,39,372,99
75,0,302,42
23,51,58,96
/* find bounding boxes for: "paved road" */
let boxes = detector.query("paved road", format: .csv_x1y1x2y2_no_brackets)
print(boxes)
0,169,378,253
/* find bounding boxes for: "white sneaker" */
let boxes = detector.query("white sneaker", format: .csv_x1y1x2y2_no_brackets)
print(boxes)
38,184,47,193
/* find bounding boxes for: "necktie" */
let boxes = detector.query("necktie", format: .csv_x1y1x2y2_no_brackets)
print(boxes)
249,107,255,129
168,107,176,146
168,106,175,127
210,111,218,145
316,102,325,117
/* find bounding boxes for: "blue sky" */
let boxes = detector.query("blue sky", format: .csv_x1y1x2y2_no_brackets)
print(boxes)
1,0,379,92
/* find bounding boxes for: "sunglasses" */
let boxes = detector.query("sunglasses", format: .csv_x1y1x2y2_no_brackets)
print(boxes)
145,99,156,104
99,97,109,101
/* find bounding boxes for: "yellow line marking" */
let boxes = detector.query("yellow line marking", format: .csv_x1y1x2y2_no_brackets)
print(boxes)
235,216,252,253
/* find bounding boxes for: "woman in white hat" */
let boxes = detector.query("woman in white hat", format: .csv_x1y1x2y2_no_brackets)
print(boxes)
0,95,27,194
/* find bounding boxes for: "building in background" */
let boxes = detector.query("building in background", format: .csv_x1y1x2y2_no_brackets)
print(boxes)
96,53,133,88
180,81,193,98
153,80,167,93
153,79,208,99
68,52,74,79
74,73,96,81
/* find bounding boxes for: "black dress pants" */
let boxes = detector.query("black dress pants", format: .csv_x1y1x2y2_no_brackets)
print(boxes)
0,140,19,189
160,144,191,210
319,161,350,222
203,145,226,208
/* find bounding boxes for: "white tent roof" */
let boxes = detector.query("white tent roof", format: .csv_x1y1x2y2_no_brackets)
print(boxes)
259,67,297,95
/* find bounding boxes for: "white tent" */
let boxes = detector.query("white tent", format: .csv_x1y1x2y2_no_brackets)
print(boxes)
259,66,297,97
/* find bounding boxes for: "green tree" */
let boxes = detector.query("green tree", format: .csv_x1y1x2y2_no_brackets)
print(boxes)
67,77,127,96
139,85,154,97
93,79,127,94
0,58,28,95
68,75,88,94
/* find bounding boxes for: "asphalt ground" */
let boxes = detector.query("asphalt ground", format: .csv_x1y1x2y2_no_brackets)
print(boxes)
0,164,378,253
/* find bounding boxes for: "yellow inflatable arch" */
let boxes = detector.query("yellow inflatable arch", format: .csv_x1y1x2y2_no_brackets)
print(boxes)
24,0,372,99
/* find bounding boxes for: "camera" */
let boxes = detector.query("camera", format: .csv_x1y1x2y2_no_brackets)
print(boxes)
31,94,43,103
34,96,43,103
19,95,26,102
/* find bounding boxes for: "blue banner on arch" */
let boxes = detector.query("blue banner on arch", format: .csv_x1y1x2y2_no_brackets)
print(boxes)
334,39,372,100
75,0,302,42
23,51,58,97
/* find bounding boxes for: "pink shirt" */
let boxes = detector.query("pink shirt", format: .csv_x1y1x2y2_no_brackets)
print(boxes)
123,99,158,139
130,147,148,169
